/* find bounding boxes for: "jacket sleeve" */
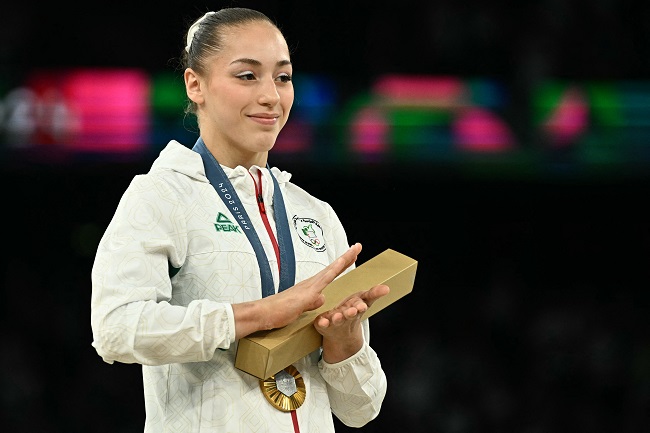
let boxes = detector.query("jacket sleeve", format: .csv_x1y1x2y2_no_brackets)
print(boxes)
90,174,236,366
318,320,387,427
317,203,388,427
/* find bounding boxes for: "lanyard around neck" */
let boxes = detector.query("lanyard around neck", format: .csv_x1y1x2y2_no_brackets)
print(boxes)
192,138,296,297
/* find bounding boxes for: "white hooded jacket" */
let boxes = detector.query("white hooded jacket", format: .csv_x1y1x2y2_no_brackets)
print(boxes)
91,140,387,432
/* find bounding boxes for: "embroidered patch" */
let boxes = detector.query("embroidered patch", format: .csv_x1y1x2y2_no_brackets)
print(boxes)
293,216,326,251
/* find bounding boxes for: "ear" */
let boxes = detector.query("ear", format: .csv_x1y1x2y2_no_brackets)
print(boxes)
184,68,204,105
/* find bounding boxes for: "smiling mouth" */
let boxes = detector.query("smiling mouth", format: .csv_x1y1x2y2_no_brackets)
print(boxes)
248,115,279,126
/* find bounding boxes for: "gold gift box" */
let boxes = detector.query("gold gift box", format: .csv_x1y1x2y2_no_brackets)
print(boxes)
234,248,418,379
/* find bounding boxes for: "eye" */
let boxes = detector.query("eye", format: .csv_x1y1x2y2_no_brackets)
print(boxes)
236,72,256,81
276,73,292,83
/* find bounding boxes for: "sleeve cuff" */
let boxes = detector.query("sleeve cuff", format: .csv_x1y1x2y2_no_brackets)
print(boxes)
319,341,369,370
224,303,236,345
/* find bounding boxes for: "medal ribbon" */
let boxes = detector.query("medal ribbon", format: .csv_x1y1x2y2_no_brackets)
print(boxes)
192,138,296,296
193,138,301,432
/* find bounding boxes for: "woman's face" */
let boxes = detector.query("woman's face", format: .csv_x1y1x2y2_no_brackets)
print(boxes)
192,21,294,162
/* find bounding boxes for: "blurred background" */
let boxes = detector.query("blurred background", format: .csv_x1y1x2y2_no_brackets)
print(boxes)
1,0,649,432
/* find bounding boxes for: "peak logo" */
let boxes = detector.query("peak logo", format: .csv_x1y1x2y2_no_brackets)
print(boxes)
293,216,326,251
214,213,241,233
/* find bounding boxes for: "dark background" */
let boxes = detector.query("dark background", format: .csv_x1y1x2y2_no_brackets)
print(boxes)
1,1,649,432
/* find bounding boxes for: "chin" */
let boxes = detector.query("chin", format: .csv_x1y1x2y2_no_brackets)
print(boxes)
254,134,280,150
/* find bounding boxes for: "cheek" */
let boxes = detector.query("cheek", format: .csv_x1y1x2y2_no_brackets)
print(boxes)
209,80,246,103
211,90,247,119
281,90,294,113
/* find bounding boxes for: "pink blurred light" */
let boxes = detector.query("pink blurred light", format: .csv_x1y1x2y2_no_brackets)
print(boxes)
27,69,150,153
350,107,389,155
452,107,515,152
373,75,466,107
274,119,311,153
542,87,589,147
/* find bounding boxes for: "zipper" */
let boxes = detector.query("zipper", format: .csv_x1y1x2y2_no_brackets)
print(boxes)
250,169,281,273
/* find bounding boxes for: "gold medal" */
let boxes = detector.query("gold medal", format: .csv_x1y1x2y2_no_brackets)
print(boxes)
259,365,306,412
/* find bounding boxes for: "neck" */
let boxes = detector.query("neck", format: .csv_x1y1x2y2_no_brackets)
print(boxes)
201,137,268,169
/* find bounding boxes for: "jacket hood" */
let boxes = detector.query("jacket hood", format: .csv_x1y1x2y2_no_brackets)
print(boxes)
149,140,293,186
150,140,208,182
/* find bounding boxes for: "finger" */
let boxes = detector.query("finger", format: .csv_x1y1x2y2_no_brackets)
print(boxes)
318,309,346,327
360,284,390,305
345,305,363,318
317,316,330,328
311,243,362,289
335,243,361,269
330,311,346,325
350,300,368,314
373,284,390,297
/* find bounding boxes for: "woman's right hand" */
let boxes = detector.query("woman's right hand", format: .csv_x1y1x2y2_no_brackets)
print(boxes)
232,243,362,339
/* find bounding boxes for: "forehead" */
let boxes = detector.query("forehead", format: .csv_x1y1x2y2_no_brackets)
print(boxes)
219,21,290,61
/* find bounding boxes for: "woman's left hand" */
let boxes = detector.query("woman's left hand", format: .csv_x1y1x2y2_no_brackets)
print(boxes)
314,284,390,363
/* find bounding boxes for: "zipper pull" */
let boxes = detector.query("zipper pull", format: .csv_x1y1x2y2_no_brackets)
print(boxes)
257,194,266,213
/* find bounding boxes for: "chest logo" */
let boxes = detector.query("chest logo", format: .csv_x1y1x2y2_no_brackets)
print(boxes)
293,216,326,251
214,212,242,233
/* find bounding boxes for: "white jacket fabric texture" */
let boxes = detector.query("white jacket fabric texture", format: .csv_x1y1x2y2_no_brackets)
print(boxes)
91,140,387,432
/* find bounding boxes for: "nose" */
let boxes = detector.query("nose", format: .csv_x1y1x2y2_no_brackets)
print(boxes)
258,77,280,107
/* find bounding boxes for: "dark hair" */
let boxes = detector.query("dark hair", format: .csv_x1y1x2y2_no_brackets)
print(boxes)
181,8,281,116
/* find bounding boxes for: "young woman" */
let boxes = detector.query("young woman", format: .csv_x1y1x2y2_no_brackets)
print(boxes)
91,8,389,433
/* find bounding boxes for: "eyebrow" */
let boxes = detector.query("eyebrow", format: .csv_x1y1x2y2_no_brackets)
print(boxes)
230,58,292,67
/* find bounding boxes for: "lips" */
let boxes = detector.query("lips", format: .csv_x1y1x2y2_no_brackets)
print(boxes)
248,114,280,126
